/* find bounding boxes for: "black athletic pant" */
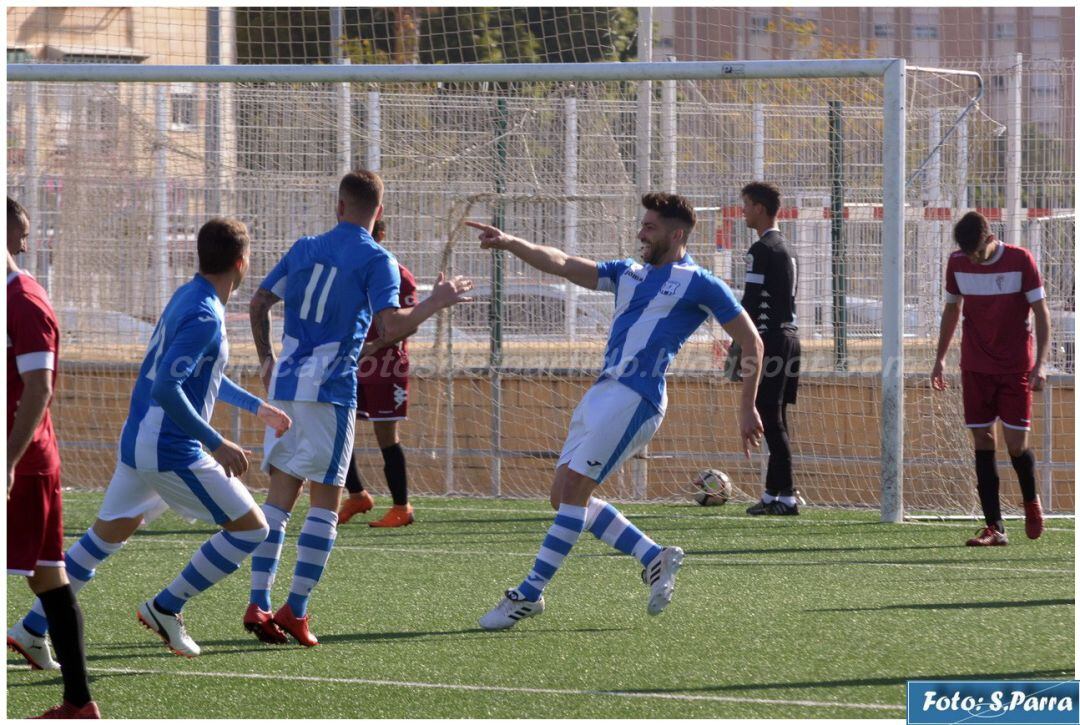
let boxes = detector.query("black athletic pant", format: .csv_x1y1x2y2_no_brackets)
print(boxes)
755,329,801,497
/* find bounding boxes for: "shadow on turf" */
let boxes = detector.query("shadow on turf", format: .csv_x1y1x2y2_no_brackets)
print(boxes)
810,597,1074,612
612,668,1074,695
689,555,1074,568
72,626,632,658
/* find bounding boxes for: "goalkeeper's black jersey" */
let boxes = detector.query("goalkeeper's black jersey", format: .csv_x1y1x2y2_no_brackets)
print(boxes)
742,229,798,334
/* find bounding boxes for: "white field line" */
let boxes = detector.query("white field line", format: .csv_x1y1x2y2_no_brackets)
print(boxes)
91,535,1074,575
6,664,905,713
904,520,1074,533
59,491,1076,526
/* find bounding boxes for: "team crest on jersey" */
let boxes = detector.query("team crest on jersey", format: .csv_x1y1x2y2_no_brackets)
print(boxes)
996,274,1006,291
661,281,681,296
745,254,754,268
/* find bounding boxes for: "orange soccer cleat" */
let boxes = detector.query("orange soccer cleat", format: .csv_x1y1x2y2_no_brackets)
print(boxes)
244,603,287,644
34,701,101,719
1024,497,1045,540
339,490,375,524
273,603,318,647
369,504,415,528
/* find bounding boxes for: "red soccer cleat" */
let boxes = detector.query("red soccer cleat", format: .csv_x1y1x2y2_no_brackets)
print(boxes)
244,603,287,644
1024,497,1045,540
339,491,375,524
273,603,318,647
966,526,1009,547
369,504,414,528
34,701,101,719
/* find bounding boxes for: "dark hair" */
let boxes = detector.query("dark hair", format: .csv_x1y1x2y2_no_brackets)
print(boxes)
372,219,387,241
197,217,250,274
741,181,781,217
339,170,384,215
8,197,28,229
641,192,696,232
953,211,990,254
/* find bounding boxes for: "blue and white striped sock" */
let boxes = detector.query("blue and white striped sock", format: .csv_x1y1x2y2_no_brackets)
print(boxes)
516,503,587,602
249,504,290,611
285,507,338,617
585,497,662,566
22,528,125,637
154,526,268,614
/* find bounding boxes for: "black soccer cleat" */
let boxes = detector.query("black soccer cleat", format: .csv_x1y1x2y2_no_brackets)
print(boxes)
746,500,800,516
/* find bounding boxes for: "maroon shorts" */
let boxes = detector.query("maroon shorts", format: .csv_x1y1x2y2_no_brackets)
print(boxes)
961,369,1032,431
7,470,65,576
357,379,409,421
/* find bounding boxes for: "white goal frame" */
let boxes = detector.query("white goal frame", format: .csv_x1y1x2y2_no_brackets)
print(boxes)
10,58,915,522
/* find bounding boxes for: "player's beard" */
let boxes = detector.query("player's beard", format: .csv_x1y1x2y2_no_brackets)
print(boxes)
641,237,671,265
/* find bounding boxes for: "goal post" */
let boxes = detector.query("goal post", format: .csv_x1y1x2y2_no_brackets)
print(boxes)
11,57,1031,522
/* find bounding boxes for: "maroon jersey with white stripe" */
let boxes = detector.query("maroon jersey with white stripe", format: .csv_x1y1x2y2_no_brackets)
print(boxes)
7,270,61,475
359,263,417,383
944,243,1044,374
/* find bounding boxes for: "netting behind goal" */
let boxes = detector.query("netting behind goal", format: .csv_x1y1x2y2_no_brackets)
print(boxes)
6,68,1074,515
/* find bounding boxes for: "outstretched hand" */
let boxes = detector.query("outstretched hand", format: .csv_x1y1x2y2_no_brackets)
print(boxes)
465,220,514,250
431,271,474,308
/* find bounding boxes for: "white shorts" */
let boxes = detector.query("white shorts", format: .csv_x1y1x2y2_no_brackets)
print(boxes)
262,400,356,486
98,456,257,526
557,378,664,484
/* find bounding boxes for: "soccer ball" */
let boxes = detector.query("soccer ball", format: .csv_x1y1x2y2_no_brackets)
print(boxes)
691,469,732,506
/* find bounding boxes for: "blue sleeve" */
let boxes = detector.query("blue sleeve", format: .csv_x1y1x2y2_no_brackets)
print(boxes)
366,256,401,315
260,246,291,299
218,376,263,415
595,258,633,293
695,273,743,325
149,313,225,451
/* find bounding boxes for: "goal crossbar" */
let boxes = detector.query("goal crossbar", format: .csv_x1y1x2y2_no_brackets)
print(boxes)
8,58,902,83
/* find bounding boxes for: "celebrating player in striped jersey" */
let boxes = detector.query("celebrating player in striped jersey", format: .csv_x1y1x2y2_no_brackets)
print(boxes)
466,193,765,630
931,211,1051,546
7,198,99,718
12,218,292,662
246,170,472,646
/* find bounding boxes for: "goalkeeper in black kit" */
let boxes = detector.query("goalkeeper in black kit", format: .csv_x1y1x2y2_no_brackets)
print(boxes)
730,182,802,515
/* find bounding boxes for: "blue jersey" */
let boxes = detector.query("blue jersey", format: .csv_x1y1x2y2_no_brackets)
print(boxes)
120,275,262,471
595,254,743,413
261,222,400,407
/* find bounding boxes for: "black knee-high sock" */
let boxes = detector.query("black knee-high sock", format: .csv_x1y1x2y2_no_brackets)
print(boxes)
38,584,92,707
381,444,409,506
1010,449,1038,503
344,451,367,495
974,450,1003,531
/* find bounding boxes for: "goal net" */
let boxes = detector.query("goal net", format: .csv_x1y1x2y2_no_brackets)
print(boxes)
7,59,1073,518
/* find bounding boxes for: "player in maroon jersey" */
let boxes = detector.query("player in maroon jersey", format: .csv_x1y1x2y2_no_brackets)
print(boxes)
6,198,100,718
931,211,1052,546
339,220,419,528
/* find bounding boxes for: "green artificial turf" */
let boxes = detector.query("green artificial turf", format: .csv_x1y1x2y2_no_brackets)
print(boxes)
7,492,1074,718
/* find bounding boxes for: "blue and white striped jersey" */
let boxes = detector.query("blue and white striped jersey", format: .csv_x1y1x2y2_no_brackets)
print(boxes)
120,274,262,471
595,254,743,413
260,222,400,407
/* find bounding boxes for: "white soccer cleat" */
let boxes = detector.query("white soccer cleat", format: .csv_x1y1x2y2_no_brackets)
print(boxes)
137,600,201,657
642,546,684,616
7,621,60,670
479,589,545,631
